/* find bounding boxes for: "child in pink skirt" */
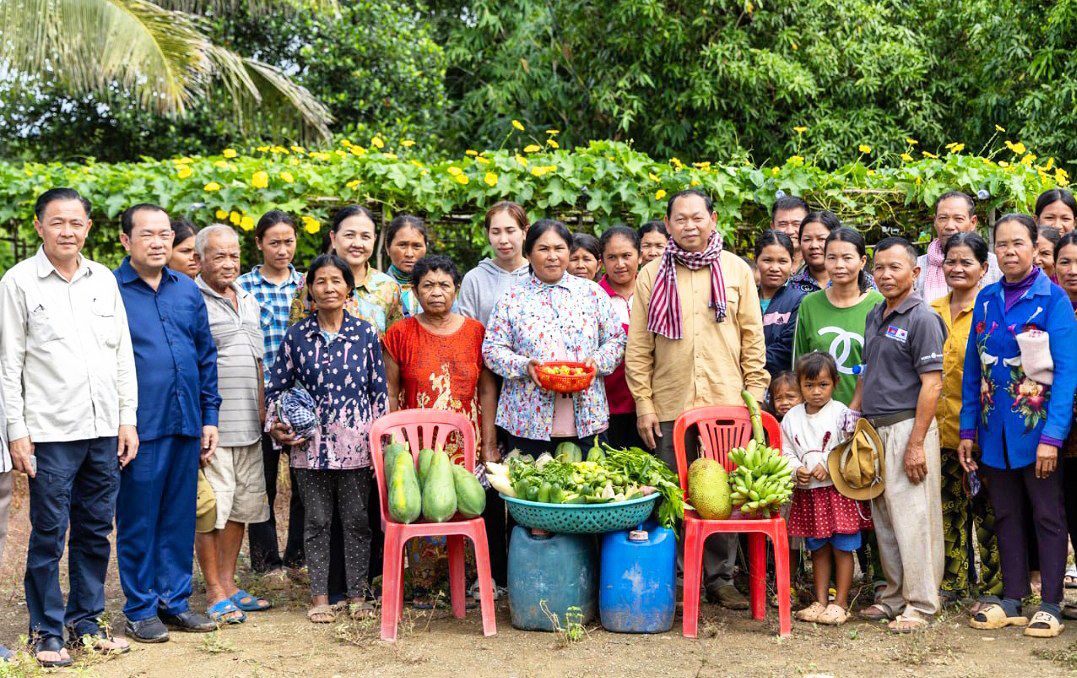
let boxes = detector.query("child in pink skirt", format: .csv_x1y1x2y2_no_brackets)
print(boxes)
781,351,872,625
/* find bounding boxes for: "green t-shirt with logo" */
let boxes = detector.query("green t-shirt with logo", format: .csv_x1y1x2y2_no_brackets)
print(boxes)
792,289,884,406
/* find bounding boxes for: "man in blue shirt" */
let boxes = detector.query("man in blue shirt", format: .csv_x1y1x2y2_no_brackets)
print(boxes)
114,204,222,642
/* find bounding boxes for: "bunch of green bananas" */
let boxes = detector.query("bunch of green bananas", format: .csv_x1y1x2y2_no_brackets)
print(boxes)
728,439,794,517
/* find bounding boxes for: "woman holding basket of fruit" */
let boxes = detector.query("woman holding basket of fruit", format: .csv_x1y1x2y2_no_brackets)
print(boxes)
482,218,626,455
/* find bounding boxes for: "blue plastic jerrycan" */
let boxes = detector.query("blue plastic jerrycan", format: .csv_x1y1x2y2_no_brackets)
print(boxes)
507,526,597,631
599,521,676,633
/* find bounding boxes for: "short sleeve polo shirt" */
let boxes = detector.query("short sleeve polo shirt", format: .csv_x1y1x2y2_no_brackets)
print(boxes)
861,292,947,418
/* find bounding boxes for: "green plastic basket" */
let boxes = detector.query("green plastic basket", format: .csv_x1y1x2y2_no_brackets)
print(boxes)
502,493,659,534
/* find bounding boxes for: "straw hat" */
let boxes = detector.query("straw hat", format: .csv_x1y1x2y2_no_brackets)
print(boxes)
828,418,885,501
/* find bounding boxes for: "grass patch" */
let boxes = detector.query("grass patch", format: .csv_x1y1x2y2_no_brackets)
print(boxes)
198,631,237,655
1032,640,1077,671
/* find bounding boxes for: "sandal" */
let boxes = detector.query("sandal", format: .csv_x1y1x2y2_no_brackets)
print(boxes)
816,603,850,626
1064,567,1077,589
1024,610,1065,638
969,603,1028,630
32,636,72,668
795,602,826,623
230,589,272,612
1062,603,1077,621
349,600,376,619
80,635,130,655
207,599,247,624
307,604,336,624
888,614,930,634
860,602,895,622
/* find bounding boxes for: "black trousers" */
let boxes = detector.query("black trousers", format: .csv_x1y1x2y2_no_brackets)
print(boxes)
248,434,305,571
606,412,645,450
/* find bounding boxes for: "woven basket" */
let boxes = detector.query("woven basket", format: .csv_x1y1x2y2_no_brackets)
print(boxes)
534,361,595,394
502,494,658,534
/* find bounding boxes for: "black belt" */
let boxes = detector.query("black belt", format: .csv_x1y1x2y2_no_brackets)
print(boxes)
866,410,916,428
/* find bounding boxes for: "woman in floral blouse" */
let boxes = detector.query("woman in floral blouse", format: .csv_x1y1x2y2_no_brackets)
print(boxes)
267,254,390,625
482,219,626,455
959,214,1077,638
289,205,404,336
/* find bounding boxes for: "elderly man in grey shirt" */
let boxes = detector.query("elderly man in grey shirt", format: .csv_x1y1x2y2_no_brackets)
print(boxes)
0,188,138,666
195,224,272,617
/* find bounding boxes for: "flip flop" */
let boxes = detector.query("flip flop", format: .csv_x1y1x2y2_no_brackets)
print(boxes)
32,636,73,668
207,599,247,624
860,602,895,622
888,614,930,634
230,589,272,612
1024,610,1065,638
969,603,1028,630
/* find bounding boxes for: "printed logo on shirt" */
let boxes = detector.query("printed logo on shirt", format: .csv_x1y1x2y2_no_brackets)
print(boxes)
763,310,791,327
818,326,865,375
885,325,908,343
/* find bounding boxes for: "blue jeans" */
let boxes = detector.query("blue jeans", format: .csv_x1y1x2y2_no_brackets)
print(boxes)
116,435,199,621
25,437,119,640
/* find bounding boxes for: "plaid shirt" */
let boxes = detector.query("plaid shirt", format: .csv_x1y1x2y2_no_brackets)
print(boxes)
237,264,304,379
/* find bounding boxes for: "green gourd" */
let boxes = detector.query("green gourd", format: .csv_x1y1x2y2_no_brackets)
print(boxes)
383,437,409,486
422,451,457,522
451,465,486,518
388,449,422,524
418,447,436,488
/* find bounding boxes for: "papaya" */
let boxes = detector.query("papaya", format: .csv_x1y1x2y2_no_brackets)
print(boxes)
421,450,457,522
418,447,436,488
451,465,486,518
388,448,422,524
383,437,409,485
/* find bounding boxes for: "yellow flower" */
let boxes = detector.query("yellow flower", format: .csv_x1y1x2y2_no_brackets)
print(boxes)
229,211,241,225
648,172,660,182
475,156,489,165
454,173,470,185
787,155,804,167
410,159,425,168
1044,157,1055,171
345,179,361,190
371,136,385,149
340,139,353,147
524,144,542,153
922,151,938,159
256,145,270,153
1005,140,1026,155
383,153,398,160
270,145,289,155
901,152,914,163
690,179,701,187
250,171,269,189
174,156,194,164
301,216,320,234
290,145,306,154
203,182,221,192
280,171,294,183
239,215,255,231
670,157,684,169
995,124,1006,133
310,151,331,161
1021,153,1037,166
484,172,498,187
867,169,876,176
447,166,463,176
401,140,416,148
858,144,872,154
213,160,229,169
793,126,808,134
1056,168,1070,186
546,129,560,135
465,149,478,156
223,148,237,158
349,145,366,156
215,209,228,220
530,166,549,177
905,137,918,146
945,142,965,153
547,139,559,149
176,165,192,179
515,154,528,167
771,167,781,176
998,160,1009,168
654,189,667,200
512,119,525,131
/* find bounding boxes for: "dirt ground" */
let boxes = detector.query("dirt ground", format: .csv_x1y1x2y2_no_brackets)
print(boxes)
1,472,1075,678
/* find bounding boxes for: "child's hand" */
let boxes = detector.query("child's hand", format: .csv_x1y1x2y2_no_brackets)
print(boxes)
811,463,829,481
795,467,812,484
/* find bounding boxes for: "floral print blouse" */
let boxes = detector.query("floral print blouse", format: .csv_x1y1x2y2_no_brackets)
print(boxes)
289,267,404,337
482,272,626,441
265,312,390,470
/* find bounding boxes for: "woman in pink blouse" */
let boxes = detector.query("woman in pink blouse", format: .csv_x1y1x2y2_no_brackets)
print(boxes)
482,219,626,455
597,225,644,449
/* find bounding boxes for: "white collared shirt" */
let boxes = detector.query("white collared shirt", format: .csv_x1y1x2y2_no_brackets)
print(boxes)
0,247,138,445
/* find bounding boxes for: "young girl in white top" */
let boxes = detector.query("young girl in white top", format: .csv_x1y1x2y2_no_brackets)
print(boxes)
781,351,872,625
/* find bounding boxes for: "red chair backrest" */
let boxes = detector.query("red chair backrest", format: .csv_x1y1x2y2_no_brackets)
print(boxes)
369,409,477,523
672,405,782,494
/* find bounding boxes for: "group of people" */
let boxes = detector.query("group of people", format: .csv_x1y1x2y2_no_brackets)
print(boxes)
0,182,1075,665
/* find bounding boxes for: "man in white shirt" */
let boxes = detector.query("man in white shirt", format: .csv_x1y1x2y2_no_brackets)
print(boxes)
0,386,11,662
0,188,139,666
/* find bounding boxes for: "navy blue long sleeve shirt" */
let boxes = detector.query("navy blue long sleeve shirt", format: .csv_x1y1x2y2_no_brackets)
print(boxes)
115,259,221,441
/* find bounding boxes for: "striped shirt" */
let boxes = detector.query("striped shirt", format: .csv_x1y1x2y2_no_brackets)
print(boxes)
237,264,303,379
197,276,265,447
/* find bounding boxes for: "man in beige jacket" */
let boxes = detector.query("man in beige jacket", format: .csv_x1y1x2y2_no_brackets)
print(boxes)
626,188,769,608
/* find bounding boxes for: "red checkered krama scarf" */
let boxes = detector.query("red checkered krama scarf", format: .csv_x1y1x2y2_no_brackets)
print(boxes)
646,231,727,340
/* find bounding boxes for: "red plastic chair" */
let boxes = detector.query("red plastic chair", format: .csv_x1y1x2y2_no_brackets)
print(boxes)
369,409,497,641
673,405,792,638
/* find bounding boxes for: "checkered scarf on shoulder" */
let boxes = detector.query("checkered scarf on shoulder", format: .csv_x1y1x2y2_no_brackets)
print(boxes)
645,231,727,340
